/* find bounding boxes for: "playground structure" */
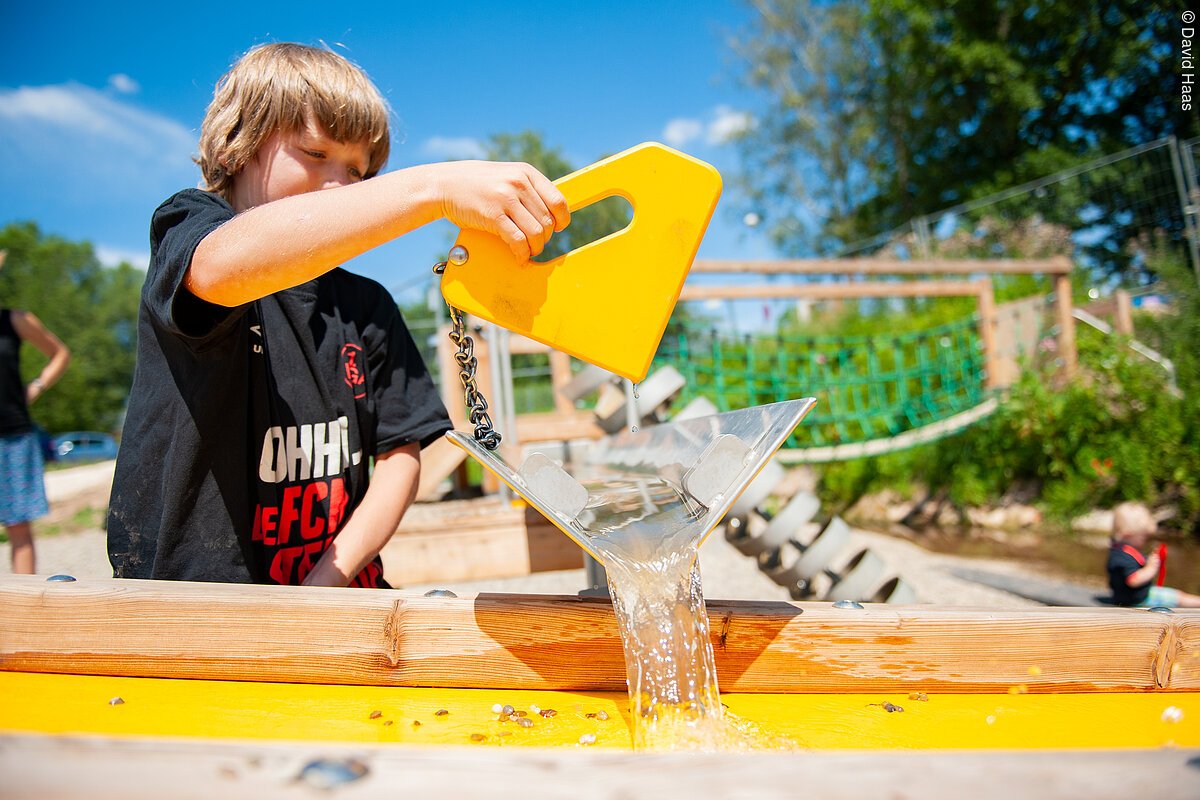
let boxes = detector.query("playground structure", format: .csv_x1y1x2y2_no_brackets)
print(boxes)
389,255,1085,602
1,574,1197,795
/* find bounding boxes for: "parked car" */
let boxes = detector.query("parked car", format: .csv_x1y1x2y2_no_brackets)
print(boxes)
51,431,118,463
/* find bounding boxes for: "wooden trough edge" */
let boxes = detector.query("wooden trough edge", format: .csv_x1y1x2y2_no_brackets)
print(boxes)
1,576,1196,694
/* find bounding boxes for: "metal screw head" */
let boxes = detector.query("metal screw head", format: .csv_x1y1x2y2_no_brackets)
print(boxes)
448,245,469,266
46,574,77,582
832,600,864,610
1147,606,1174,614
424,589,458,598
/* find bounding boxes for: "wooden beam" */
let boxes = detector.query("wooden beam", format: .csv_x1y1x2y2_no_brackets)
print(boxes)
384,499,582,583
3,735,1193,799
977,279,1000,389
690,257,1073,276
548,350,575,415
679,279,988,302
1,576,1195,693
1114,289,1134,336
1054,274,1078,377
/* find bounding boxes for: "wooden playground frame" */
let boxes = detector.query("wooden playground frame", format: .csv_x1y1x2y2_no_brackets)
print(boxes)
392,256,1079,586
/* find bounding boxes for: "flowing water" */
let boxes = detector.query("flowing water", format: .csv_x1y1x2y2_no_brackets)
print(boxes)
579,475,764,750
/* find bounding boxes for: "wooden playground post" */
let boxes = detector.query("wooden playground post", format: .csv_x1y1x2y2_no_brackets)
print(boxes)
1054,273,1077,378
975,279,999,389
1114,289,1134,336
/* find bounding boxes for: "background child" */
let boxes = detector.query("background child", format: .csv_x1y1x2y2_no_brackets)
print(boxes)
1106,502,1200,608
0,303,69,575
107,43,568,587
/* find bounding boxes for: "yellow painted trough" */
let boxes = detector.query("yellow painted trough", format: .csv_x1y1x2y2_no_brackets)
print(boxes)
1,575,1198,797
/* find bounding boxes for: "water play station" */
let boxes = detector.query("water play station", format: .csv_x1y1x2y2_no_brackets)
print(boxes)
1,144,1196,798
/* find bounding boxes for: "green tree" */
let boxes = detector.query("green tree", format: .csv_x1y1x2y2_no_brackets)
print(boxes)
0,223,141,434
736,0,1196,266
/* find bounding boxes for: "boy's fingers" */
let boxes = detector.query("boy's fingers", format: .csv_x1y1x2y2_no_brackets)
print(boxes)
526,167,570,231
516,192,557,254
496,214,532,261
504,197,550,258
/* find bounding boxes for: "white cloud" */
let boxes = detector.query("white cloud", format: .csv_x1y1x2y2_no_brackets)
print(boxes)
420,136,486,160
107,73,140,94
706,105,753,144
94,245,149,270
663,117,704,148
0,82,202,262
0,82,195,168
662,107,755,150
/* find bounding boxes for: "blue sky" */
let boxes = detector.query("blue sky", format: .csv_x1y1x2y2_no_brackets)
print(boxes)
0,0,779,309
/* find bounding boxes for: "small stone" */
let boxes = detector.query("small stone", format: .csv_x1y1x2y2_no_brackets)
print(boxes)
882,702,903,713
578,733,596,745
517,717,534,728
369,710,382,719
586,712,596,719
469,733,486,742
434,709,449,717
498,731,512,737
498,713,510,722
502,704,515,715
512,710,527,718
907,693,928,702
539,709,557,718
530,704,541,714
412,720,422,727
596,710,609,721
492,703,504,714
1162,706,1184,724
383,720,393,727
108,697,124,706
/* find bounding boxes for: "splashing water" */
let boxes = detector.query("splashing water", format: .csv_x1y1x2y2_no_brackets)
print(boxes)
581,477,763,750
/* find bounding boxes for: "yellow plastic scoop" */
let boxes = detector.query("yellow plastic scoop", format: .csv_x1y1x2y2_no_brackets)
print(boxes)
439,142,722,383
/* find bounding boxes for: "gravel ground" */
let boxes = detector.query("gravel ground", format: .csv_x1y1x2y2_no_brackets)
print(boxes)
3,461,1053,607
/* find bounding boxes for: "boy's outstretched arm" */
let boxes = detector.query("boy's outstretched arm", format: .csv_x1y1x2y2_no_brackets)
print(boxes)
188,162,570,308
301,443,421,588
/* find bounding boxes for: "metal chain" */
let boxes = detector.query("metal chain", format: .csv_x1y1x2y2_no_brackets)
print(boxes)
432,260,502,450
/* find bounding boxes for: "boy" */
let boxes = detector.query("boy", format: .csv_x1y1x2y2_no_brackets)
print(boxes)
108,43,568,587
1106,502,1200,608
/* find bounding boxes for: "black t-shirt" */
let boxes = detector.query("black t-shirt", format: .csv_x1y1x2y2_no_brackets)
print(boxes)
0,310,32,436
1106,542,1149,606
107,189,451,586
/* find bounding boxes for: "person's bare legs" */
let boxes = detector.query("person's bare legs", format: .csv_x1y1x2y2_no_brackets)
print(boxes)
1177,590,1200,609
7,521,34,574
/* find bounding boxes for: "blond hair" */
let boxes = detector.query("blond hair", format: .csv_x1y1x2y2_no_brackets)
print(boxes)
1112,502,1156,540
196,43,391,202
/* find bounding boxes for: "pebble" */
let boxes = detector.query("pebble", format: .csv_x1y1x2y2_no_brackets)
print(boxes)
517,717,534,728
492,703,504,714
579,733,596,745
108,697,124,706
1162,706,1184,724
369,710,382,719
434,709,449,717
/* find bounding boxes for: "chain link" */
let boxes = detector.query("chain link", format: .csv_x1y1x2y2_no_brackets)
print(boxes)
433,260,502,450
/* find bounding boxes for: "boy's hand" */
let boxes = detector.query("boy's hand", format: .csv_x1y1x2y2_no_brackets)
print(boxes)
1145,552,1161,572
435,162,570,261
